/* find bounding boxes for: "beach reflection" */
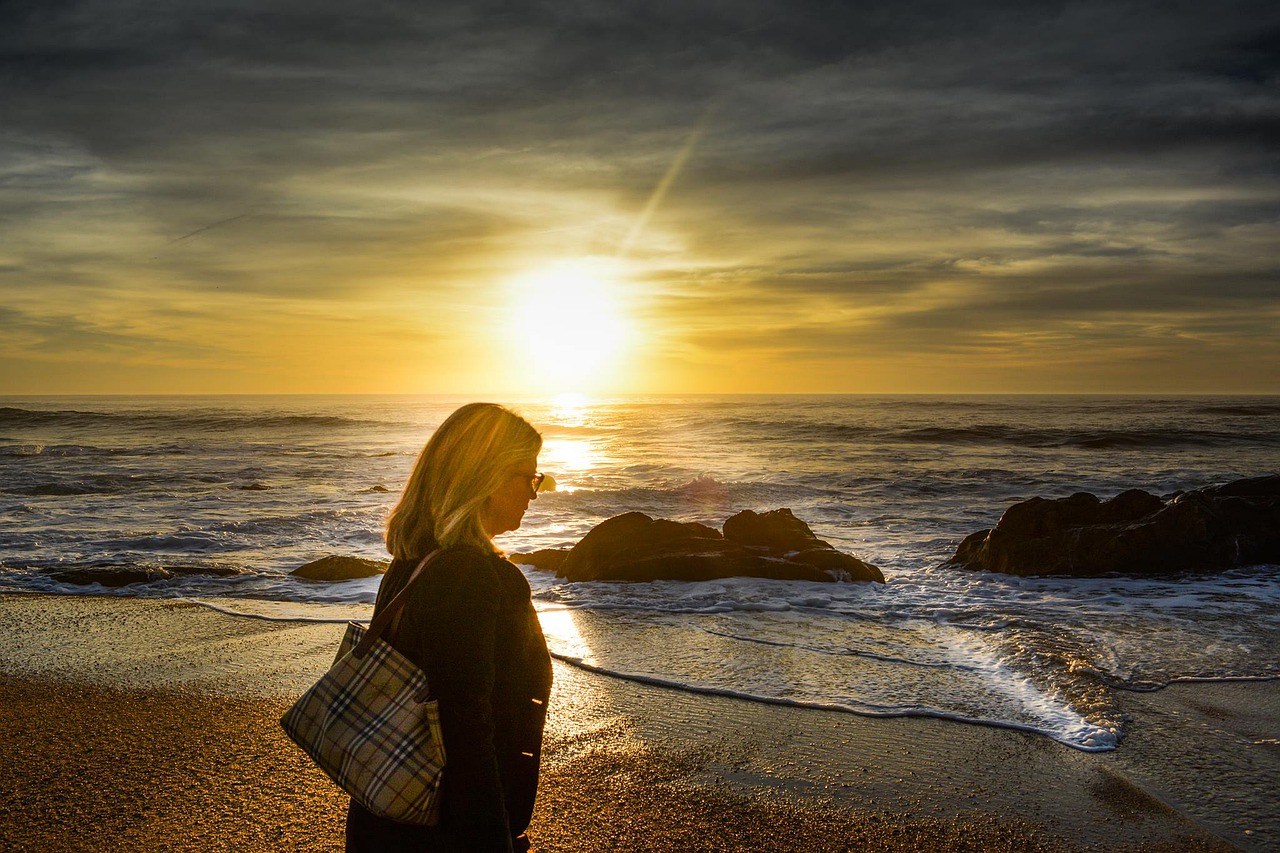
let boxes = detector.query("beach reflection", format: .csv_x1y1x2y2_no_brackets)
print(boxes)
535,605,648,763
537,606,594,665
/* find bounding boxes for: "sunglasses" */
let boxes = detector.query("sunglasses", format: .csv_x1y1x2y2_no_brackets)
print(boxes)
530,472,556,496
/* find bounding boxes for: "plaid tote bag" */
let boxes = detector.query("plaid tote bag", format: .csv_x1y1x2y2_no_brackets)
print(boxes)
281,551,446,824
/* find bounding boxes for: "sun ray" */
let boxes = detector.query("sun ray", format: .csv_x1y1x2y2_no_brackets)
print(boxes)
618,105,716,258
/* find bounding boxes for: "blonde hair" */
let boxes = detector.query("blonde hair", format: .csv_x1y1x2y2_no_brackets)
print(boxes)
386,403,542,559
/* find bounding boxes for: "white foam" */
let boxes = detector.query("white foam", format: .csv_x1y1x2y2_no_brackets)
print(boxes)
547,650,1119,752
177,596,372,624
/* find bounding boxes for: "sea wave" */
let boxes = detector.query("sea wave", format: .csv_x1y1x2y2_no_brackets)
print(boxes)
543,478,831,519
544,650,1118,751
207,508,387,539
3,394,1278,755
95,530,236,553
719,418,876,442
0,442,194,458
0,406,406,431
540,422,618,437
4,472,194,496
1189,404,1280,417
709,417,1277,449
890,424,1277,448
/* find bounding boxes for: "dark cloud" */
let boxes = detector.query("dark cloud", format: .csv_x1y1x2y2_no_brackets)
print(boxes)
1,0,1277,390
0,304,231,363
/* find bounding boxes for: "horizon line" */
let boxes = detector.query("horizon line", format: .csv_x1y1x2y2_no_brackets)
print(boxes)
3,391,1279,399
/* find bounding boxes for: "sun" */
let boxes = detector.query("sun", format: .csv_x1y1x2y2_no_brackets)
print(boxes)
507,258,632,392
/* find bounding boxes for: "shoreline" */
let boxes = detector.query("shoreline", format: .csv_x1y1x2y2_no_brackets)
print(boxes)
1,593,1275,851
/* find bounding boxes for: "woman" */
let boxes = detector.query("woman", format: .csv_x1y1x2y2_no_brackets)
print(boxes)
346,403,553,853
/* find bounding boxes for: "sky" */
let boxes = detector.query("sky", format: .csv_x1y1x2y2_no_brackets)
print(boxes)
2,0,1278,395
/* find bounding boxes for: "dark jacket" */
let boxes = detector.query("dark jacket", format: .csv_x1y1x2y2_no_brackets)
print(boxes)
345,544,553,853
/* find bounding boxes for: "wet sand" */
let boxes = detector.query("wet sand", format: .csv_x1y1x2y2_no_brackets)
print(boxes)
1,592,1274,852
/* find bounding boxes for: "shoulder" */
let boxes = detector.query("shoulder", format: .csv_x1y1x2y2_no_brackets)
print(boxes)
394,546,526,602
495,553,533,595
418,544,512,602
440,549,535,605
430,544,503,578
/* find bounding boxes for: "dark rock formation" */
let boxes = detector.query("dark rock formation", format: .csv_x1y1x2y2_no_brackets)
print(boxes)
947,475,1280,576
509,549,570,573
238,482,271,491
51,566,174,587
724,508,885,582
290,555,389,581
723,508,824,550
48,562,249,586
1203,475,1280,499
554,510,884,583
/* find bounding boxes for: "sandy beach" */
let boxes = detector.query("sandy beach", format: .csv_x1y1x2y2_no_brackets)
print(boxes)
1,592,1275,852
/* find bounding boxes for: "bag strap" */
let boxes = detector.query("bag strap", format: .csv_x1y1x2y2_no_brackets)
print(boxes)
354,549,443,659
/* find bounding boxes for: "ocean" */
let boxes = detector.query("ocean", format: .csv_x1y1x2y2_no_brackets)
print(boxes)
2,394,1278,751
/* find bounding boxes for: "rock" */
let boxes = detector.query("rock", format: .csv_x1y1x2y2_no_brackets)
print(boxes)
788,547,884,582
1203,474,1280,499
946,476,1280,576
51,566,174,587
993,489,1163,539
49,562,247,585
724,508,885,582
238,482,271,491
509,549,570,573
555,510,884,584
723,508,823,550
290,555,389,581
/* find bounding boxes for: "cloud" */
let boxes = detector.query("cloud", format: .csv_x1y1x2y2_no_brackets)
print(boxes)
1,0,1278,391
0,304,234,365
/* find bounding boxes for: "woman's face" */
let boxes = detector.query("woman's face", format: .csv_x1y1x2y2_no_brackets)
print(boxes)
482,455,540,537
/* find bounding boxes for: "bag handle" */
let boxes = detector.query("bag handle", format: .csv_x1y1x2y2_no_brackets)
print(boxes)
354,549,443,659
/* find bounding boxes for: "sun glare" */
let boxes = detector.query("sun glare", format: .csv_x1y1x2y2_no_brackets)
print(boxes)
538,437,600,490
508,258,632,392
535,606,593,664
